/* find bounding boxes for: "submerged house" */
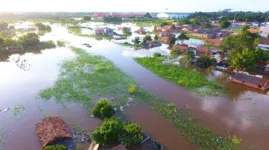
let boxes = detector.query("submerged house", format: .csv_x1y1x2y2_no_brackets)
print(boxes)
141,40,162,48
134,27,146,34
94,27,114,36
231,73,269,91
36,117,71,148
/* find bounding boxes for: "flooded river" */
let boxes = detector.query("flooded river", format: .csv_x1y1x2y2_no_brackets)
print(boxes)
0,23,269,150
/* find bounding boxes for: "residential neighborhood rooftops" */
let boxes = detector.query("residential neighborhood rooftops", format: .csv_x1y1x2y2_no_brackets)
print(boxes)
260,38,269,45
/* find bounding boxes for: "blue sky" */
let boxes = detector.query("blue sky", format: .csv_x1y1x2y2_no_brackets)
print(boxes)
0,0,268,12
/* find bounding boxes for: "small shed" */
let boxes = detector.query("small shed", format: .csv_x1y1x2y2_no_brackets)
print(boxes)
36,117,71,148
231,73,269,91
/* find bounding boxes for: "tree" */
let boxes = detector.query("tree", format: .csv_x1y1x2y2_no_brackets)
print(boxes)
253,38,260,48
83,16,91,21
179,50,195,67
9,25,15,30
254,48,269,63
160,22,169,27
91,98,115,119
170,45,182,58
228,48,256,70
220,20,231,28
168,35,176,49
119,123,143,147
144,13,152,18
46,25,52,32
134,37,140,45
196,56,216,68
172,24,176,29
18,33,40,48
92,119,122,146
202,23,212,29
178,18,190,25
154,35,158,41
143,35,152,43
190,18,200,26
122,27,131,36
177,32,189,45
153,52,162,58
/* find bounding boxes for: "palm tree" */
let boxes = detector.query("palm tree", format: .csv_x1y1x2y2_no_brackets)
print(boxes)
177,32,189,45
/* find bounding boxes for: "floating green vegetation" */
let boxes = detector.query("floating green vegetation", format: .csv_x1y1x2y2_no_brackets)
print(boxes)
118,42,133,47
57,40,66,47
39,47,135,112
135,90,245,150
0,129,4,150
12,104,25,117
135,57,222,95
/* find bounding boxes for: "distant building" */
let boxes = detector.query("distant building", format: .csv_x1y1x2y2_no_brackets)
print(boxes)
260,26,269,38
157,13,189,19
94,27,114,36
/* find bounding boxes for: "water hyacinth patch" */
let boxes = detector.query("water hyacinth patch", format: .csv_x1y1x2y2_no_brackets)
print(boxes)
39,47,136,111
135,57,222,96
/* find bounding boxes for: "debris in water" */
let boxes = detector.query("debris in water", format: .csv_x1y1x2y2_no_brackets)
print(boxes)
120,106,124,111
0,108,10,113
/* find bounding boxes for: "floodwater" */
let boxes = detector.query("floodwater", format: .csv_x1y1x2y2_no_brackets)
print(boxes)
1,23,269,150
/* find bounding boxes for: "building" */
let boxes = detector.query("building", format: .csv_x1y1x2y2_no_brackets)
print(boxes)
257,38,269,50
94,27,114,36
231,73,269,91
260,26,269,38
141,40,162,48
157,13,189,19
91,14,109,20
36,117,71,148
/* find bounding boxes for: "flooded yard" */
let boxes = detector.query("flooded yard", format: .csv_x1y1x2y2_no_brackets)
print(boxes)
1,23,269,150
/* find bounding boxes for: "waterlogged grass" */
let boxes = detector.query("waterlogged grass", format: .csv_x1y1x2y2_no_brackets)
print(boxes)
119,42,133,47
39,47,135,111
0,129,4,150
12,104,25,117
136,90,244,150
135,57,222,95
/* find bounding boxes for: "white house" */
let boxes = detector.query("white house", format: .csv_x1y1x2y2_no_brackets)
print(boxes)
157,13,190,19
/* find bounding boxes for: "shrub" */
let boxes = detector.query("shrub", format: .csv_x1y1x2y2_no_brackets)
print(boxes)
119,123,143,147
57,41,65,47
92,119,143,147
153,52,161,58
128,84,136,94
91,98,115,119
196,56,216,68
170,46,182,58
43,144,66,150
92,119,122,146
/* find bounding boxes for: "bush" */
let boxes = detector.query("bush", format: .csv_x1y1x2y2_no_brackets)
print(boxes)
153,52,161,58
119,123,143,147
128,84,136,94
43,144,66,150
92,119,143,147
196,56,216,68
57,40,65,47
92,119,122,146
170,46,182,58
91,98,115,119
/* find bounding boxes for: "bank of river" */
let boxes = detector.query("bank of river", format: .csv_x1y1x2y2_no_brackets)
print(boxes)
0,23,269,150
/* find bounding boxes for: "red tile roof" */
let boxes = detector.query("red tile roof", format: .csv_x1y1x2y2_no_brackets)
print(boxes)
260,38,269,45
92,14,109,17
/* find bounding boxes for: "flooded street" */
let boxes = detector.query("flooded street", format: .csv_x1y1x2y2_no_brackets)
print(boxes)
1,23,269,149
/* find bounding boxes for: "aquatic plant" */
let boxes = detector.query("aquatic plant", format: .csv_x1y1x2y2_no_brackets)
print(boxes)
12,104,25,117
128,84,137,95
153,52,162,58
135,57,222,95
43,144,66,150
40,47,135,112
57,40,66,47
92,98,115,119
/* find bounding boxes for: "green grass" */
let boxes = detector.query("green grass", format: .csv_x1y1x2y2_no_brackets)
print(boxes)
39,47,135,111
119,42,133,47
186,34,204,40
135,57,222,95
39,47,245,150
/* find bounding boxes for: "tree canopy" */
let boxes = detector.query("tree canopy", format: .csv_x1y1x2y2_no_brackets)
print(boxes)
119,123,143,147
220,20,231,28
228,48,256,70
91,98,115,119
143,35,152,43
196,56,216,68
177,32,189,45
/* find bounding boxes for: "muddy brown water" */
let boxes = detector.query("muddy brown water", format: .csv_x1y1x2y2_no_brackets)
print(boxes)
1,24,269,150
